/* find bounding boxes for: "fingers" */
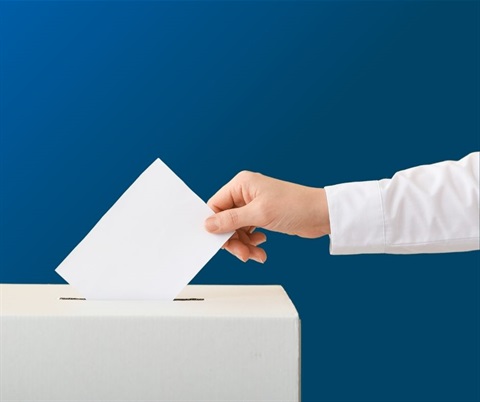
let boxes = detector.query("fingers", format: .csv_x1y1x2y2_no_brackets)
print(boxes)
205,203,257,234
224,240,267,264
207,172,247,212
205,171,267,262
222,229,267,263
248,231,266,246
207,170,259,213
224,238,251,262
221,230,266,248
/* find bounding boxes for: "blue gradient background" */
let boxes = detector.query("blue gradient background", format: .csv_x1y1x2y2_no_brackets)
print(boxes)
1,1,479,401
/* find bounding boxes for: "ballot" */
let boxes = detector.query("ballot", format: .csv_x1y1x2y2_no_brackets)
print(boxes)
55,158,233,300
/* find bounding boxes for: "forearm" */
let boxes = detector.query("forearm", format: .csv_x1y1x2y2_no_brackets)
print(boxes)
325,152,480,254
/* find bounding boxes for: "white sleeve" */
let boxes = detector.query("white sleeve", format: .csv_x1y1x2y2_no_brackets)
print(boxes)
324,152,480,254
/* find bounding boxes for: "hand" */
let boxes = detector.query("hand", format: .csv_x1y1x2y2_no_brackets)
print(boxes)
204,171,331,263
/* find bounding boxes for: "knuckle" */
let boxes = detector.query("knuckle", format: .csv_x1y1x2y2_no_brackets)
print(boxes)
227,209,240,227
236,170,253,182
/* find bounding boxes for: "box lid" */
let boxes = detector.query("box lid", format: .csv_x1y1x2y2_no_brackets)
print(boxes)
0,284,299,318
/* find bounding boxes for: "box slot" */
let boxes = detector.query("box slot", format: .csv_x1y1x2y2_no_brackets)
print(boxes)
58,297,204,301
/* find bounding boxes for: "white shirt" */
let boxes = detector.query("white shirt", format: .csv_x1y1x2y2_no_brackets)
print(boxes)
325,152,479,254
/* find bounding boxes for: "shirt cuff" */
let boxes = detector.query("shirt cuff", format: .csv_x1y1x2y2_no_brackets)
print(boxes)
324,181,385,255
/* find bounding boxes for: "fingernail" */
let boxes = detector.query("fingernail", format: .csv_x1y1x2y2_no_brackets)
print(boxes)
205,217,219,232
236,254,247,263
251,256,265,264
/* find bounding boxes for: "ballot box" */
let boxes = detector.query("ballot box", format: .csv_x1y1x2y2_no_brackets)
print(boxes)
0,284,300,401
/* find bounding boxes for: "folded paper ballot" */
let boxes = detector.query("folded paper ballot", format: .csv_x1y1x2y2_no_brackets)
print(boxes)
55,159,233,300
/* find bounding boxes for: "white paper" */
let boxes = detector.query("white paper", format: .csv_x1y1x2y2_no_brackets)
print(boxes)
55,159,233,300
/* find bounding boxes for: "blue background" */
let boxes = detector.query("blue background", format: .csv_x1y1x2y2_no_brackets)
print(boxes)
1,1,479,401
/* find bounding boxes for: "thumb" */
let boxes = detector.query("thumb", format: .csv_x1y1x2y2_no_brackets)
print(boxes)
205,205,255,234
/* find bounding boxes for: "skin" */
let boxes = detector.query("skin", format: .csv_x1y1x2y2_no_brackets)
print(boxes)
204,171,331,263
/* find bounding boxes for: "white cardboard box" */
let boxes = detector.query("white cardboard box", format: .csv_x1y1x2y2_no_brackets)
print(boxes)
0,284,300,402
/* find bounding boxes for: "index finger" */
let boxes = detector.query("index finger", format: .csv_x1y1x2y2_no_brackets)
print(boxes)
207,172,250,213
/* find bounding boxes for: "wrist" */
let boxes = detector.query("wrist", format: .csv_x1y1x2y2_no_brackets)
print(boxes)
317,188,331,235
299,187,331,238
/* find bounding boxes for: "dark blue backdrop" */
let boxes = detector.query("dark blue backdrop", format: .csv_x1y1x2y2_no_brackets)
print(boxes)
1,1,479,401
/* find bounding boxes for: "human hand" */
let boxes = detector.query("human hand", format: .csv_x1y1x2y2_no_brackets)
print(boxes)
204,171,331,263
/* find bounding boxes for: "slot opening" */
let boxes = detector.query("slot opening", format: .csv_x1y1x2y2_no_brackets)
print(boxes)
58,297,204,301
